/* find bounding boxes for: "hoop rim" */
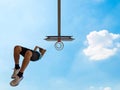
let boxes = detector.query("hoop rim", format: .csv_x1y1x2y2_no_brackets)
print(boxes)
54,41,64,51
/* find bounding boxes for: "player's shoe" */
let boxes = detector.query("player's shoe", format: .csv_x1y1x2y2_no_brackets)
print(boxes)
11,69,20,79
10,75,23,86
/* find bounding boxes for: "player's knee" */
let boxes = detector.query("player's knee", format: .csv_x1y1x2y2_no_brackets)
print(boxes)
25,50,32,58
14,45,21,52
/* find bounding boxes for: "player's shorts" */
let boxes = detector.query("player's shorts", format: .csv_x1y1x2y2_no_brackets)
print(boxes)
20,46,41,61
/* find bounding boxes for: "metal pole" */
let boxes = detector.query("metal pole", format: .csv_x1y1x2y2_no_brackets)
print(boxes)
58,0,61,37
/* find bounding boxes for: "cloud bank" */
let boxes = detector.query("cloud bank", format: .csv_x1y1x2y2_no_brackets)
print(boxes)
89,86,112,90
104,87,112,90
83,30,120,60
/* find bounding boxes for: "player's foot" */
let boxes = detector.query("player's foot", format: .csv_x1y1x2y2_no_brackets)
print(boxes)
40,48,46,56
11,69,20,79
10,75,23,86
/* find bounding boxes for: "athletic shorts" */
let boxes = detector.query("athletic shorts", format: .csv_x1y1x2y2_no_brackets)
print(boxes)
20,46,41,61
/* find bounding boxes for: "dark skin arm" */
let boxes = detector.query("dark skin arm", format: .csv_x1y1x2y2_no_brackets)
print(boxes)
34,46,41,52
34,46,46,56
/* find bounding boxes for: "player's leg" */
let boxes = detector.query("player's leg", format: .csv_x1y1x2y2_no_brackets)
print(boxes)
14,45,22,64
11,45,22,79
19,50,32,73
10,50,32,86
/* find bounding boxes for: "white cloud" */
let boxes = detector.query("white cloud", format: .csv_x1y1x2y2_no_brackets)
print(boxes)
83,30,120,60
89,86,112,90
104,87,112,90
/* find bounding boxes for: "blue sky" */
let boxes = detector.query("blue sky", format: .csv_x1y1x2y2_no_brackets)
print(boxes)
0,0,120,90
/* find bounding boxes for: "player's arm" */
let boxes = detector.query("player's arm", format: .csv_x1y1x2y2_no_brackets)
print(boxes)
34,46,39,51
34,46,41,52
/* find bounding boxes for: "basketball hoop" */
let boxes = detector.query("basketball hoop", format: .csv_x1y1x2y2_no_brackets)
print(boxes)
44,0,74,51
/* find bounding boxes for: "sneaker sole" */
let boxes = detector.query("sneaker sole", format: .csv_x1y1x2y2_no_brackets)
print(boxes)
10,77,23,87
